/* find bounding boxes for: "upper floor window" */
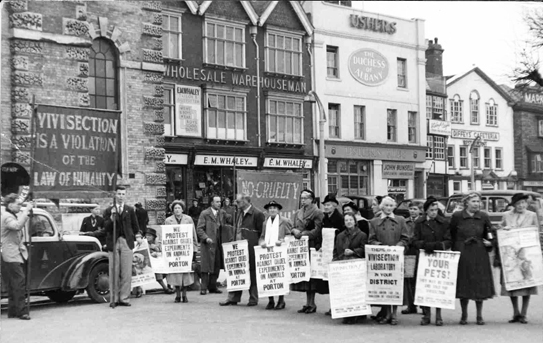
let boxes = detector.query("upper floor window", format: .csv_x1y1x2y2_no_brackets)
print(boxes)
163,84,175,136
460,146,468,168
408,111,417,143
162,12,182,59
530,153,543,174
484,147,492,169
450,94,463,123
473,146,480,168
89,38,118,110
327,46,339,78
354,105,365,140
387,109,397,142
470,90,480,125
426,95,445,120
267,98,303,144
426,135,445,160
328,104,341,138
397,58,407,88
447,145,455,168
205,92,246,140
495,148,503,170
426,135,434,159
266,31,302,76
204,21,245,68
486,98,498,126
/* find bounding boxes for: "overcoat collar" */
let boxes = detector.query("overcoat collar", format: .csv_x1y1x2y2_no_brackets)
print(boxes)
462,210,482,219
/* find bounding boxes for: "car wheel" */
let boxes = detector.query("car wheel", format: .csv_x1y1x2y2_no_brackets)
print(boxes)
46,290,76,303
86,262,110,303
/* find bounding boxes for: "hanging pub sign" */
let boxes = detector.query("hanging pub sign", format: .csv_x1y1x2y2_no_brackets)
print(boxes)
33,105,121,198
175,85,202,137
348,49,389,86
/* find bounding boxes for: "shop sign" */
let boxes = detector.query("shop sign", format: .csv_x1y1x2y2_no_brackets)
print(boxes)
382,162,415,179
523,181,543,187
523,92,543,105
348,49,389,86
175,85,202,137
349,14,397,35
264,158,313,169
326,144,426,163
428,120,451,136
462,139,486,147
164,154,188,165
387,187,406,193
194,154,258,167
451,129,499,141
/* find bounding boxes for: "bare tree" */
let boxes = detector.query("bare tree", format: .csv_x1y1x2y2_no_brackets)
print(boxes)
512,9,543,87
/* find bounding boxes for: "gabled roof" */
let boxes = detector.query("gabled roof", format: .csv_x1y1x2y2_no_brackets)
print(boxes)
251,1,273,15
446,66,513,102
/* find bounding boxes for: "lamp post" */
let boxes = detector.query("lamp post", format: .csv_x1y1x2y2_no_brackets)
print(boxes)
304,90,327,196
469,135,481,191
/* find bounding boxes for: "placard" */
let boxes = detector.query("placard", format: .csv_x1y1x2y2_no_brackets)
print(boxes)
131,239,156,288
321,228,337,280
175,85,201,137
310,248,325,279
255,245,290,297
404,255,417,278
328,260,373,319
222,240,251,292
365,245,404,305
414,251,460,309
285,236,311,284
498,227,543,291
161,224,194,273
148,226,168,274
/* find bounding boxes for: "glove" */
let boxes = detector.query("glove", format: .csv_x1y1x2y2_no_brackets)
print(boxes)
424,243,435,255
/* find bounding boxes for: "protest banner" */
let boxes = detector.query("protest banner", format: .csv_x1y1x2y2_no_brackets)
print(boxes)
161,224,194,273
310,248,325,279
285,236,311,283
328,259,372,319
365,245,404,305
309,228,337,280
131,239,156,288
404,256,417,278
255,245,290,297
222,240,251,292
498,227,543,291
414,251,460,310
147,226,168,274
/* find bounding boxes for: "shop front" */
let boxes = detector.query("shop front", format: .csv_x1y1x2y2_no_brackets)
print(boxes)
263,157,314,190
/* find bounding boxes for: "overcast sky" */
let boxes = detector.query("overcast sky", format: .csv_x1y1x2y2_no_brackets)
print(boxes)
355,1,541,86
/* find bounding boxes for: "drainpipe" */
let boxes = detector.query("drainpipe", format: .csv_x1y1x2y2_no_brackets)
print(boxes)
250,26,261,147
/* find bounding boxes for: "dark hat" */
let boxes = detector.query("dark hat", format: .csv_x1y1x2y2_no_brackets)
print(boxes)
423,196,438,212
300,189,315,199
146,228,157,238
323,193,339,205
264,200,283,210
135,202,143,208
510,193,529,206
342,201,359,213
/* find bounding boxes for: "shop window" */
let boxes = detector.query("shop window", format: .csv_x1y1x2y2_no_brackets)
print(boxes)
329,160,369,196
397,58,407,88
206,92,246,141
328,104,341,138
450,94,463,123
388,179,407,203
193,168,235,203
459,146,468,168
473,147,480,169
89,38,118,110
354,105,365,140
453,181,461,192
530,153,543,174
408,111,417,143
327,46,339,78
484,147,492,169
495,148,503,169
328,176,338,194
426,135,433,159
266,31,302,76
166,166,185,203
302,172,312,190
328,160,337,173
470,90,480,125
162,12,182,59
267,98,303,144
486,98,498,126
387,109,397,142
448,145,455,168
163,84,175,136
204,20,245,68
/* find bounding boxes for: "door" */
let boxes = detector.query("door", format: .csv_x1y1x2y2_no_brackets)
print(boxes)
414,171,424,198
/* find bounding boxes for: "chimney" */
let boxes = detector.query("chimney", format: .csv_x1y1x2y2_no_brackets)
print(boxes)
426,37,444,77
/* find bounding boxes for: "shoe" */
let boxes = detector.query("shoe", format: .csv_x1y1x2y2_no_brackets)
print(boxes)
460,315,467,325
182,296,188,303
165,289,175,294
117,302,131,307
136,293,143,298
378,317,391,325
175,296,181,303
200,290,207,295
18,314,31,320
435,319,444,326
476,317,485,325
304,306,317,313
509,315,521,323
325,309,331,316
209,289,223,294
519,316,528,324
247,302,258,307
297,306,309,313
265,301,275,310
389,318,398,326
275,301,285,310
401,307,417,315
219,300,238,306
420,317,431,326
109,302,117,309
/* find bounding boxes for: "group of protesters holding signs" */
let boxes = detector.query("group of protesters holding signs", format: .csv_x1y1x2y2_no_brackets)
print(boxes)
131,188,542,327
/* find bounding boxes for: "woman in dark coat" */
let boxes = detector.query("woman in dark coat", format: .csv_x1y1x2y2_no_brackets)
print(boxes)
413,198,452,326
291,189,325,314
322,194,344,316
332,213,368,324
402,200,423,315
342,201,370,237
449,192,494,325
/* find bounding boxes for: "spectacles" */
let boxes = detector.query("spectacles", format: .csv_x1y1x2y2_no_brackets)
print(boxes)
300,196,310,200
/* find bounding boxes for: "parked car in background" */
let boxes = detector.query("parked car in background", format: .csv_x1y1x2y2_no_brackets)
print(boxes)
337,195,376,220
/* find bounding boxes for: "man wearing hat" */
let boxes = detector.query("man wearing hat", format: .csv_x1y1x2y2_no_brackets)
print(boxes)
259,201,292,310
146,228,174,294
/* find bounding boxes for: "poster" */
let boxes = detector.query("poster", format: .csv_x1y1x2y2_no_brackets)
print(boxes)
147,226,168,274
365,245,404,305
404,256,417,278
310,248,325,279
255,245,290,297
222,240,251,292
414,251,460,310
131,240,156,288
161,224,194,273
175,85,202,137
328,260,372,319
285,236,310,284
319,228,338,280
498,227,543,291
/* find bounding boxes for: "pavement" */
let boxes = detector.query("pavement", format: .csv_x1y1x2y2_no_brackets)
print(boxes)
1,279,542,343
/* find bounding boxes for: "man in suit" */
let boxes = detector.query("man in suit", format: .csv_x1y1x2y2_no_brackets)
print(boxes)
134,202,149,235
104,186,140,308
80,205,105,245
220,195,265,306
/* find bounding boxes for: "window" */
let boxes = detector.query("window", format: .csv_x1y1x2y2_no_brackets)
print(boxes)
329,160,370,196
495,148,503,169
162,12,182,59
426,135,433,159
327,46,339,78
328,175,338,194
531,153,543,173
470,90,480,124
30,215,55,237
267,98,303,144
450,94,463,123
89,38,118,109
387,109,397,142
266,32,302,76
397,58,407,88
408,111,417,143
324,0,351,6
434,136,445,160
484,147,491,169
426,95,432,119
486,98,498,126
328,104,340,138
426,95,445,120
460,146,468,168
204,21,245,68
448,145,455,168
163,84,175,135
354,105,365,140
453,181,461,192
473,147,480,168
206,92,246,140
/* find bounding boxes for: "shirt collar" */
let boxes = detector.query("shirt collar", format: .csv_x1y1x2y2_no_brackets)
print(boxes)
244,205,252,215
211,208,218,216
380,213,395,220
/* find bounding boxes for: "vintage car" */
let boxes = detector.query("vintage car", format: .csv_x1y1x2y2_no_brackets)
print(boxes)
1,206,110,303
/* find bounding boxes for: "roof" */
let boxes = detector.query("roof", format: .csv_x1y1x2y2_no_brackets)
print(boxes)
446,66,513,103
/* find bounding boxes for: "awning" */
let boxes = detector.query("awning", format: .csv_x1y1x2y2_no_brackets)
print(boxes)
482,169,499,181
527,144,543,153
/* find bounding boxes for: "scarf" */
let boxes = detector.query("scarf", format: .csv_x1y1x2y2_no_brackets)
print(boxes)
265,215,280,246
297,204,318,229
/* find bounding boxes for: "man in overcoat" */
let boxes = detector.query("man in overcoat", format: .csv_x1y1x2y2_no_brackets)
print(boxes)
80,205,105,245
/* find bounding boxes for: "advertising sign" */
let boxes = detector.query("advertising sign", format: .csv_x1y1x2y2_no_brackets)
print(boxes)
428,119,452,136
132,239,156,288
451,129,499,141
348,49,389,86
175,85,202,137
382,162,415,179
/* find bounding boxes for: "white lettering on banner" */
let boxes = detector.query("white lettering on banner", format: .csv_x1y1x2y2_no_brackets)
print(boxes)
451,129,500,141
194,155,258,167
264,158,313,169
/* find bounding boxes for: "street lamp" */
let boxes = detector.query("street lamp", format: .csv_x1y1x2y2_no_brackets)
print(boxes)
304,90,327,197
469,135,481,191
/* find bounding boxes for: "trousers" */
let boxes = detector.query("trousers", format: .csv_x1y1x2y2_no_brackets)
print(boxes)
1,261,28,317
108,237,133,303
201,248,221,291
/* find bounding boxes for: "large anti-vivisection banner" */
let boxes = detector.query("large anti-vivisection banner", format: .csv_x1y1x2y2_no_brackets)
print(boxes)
255,245,290,297
285,236,311,284
328,259,373,319
365,245,404,305
222,240,251,292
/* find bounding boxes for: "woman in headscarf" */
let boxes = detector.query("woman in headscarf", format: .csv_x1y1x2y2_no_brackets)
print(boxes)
449,192,494,325
291,189,325,314
497,193,540,324
165,200,198,303
259,201,292,310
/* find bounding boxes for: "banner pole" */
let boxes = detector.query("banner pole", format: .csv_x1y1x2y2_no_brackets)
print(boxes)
25,95,37,315
110,114,120,309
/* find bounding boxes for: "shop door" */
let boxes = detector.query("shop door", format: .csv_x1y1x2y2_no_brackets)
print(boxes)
414,171,424,198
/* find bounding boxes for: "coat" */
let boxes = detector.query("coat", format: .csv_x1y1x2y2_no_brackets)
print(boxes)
500,209,539,229
294,204,324,250
80,215,105,233
0,207,29,263
323,209,344,232
413,215,452,251
196,207,232,273
234,205,265,242
259,215,292,246
164,215,198,252
165,214,198,285
103,204,140,251
368,214,409,247
135,207,149,233
333,227,367,261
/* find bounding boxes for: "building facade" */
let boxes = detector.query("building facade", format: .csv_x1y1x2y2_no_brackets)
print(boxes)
445,67,515,194
303,1,428,201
